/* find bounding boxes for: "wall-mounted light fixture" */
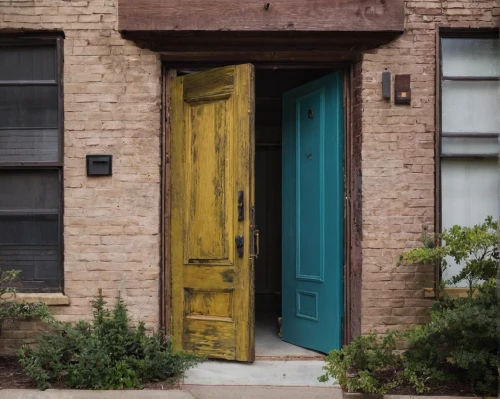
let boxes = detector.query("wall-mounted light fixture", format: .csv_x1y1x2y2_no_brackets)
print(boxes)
394,74,411,105
382,71,391,100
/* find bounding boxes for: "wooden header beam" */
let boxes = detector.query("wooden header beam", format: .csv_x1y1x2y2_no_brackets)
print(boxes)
118,0,404,32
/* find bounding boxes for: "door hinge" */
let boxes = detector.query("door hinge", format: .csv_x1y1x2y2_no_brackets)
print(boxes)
341,315,345,343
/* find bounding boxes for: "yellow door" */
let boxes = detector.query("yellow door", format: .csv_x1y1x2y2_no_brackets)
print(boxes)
170,65,255,362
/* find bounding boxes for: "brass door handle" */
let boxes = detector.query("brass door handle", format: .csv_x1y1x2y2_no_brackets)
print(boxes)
254,228,260,260
250,206,259,260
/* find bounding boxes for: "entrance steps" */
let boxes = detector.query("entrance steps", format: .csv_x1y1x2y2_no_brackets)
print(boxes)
183,360,336,387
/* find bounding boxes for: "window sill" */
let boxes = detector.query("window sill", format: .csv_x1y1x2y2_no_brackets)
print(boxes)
2,293,70,306
424,287,478,299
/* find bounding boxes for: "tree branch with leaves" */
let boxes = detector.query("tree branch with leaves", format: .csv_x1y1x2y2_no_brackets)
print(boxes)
0,269,52,336
398,216,499,297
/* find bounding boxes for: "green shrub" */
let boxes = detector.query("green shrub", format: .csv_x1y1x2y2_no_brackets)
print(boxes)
321,217,500,396
18,294,201,390
0,269,52,336
320,289,499,396
403,287,499,395
319,332,401,394
398,216,500,394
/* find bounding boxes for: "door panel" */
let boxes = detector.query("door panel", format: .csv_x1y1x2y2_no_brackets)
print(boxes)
282,72,344,354
170,65,255,361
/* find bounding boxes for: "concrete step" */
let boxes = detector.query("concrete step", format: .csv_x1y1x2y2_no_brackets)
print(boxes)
183,360,334,387
185,385,342,399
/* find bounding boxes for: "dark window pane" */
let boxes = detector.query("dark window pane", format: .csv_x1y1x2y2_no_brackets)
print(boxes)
0,45,56,81
0,169,59,210
0,170,60,291
0,128,58,162
0,86,58,129
0,43,62,292
0,215,58,245
0,244,59,290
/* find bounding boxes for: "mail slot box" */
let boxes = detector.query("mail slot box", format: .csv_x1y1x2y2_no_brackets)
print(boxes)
86,155,112,176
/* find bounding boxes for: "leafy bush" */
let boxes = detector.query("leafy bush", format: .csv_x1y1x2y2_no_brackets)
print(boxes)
403,287,499,395
320,288,499,395
321,217,500,396
319,333,401,394
0,269,52,336
18,294,201,390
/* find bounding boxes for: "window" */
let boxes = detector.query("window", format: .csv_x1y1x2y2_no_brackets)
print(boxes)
0,37,63,292
440,33,500,285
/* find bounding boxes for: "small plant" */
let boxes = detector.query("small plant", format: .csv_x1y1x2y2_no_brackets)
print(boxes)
0,268,52,336
18,293,201,390
319,332,401,394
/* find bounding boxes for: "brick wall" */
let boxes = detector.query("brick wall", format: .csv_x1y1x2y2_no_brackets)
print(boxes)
360,0,499,335
0,0,498,353
0,0,162,353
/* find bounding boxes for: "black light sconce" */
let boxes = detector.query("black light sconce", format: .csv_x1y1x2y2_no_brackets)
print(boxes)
382,71,391,100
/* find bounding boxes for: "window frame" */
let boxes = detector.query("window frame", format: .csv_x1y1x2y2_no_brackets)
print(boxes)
436,28,500,289
0,35,64,293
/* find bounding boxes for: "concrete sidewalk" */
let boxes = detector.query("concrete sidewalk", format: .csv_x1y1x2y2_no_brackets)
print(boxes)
0,386,342,399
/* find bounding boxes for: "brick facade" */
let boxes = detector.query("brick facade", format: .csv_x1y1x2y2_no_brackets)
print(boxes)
0,0,498,353
0,0,162,352
360,0,499,335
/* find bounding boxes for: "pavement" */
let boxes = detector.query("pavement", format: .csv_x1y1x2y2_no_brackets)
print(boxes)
0,386,342,399
0,358,340,398
0,359,340,398
1,390,494,399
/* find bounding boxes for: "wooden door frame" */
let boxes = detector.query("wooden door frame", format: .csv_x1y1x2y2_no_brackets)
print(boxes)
160,60,362,345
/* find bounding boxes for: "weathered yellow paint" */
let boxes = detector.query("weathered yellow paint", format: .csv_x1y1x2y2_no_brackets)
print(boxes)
171,65,255,362
186,290,233,318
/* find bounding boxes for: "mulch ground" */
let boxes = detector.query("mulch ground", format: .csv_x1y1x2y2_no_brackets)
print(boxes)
0,356,36,389
365,365,485,397
388,383,479,396
0,356,180,390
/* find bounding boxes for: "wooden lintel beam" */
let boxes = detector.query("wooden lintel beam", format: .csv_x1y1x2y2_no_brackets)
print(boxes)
159,51,359,64
118,0,404,32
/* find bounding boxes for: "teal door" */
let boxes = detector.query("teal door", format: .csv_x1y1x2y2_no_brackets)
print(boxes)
282,72,344,354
